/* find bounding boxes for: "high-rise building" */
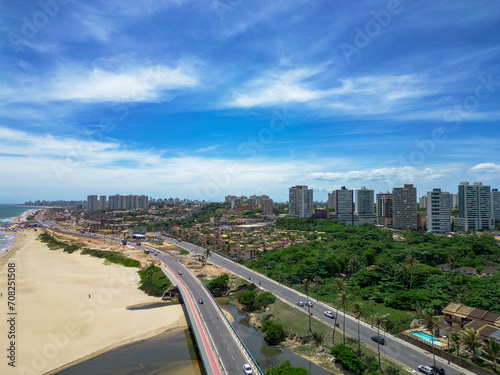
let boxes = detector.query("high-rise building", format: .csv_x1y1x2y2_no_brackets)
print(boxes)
392,184,417,230
426,188,451,233
98,195,107,210
327,191,336,210
334,186,357,225
376,192,393,226
87,195,98,211
262,198,274,216
289,185,313,218
419,196,427,209
492,189,500,221
455,182,495,231
452,193,459,209
355,186,376,225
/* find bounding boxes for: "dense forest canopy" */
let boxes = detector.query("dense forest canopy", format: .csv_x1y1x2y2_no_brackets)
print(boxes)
247,218,500,315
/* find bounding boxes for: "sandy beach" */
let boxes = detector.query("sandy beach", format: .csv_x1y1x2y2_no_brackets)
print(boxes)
0,230,187,375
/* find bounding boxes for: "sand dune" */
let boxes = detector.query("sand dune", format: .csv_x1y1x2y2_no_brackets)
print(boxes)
0,230,186,375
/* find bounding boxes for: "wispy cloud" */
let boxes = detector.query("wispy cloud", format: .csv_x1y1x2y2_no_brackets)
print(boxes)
1,61,199,104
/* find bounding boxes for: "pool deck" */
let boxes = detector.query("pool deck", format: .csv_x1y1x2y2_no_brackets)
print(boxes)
405,328,449,349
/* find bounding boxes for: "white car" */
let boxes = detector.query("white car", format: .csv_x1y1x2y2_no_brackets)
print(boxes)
243,363,253,374
418,365,434,375
324,311,335,318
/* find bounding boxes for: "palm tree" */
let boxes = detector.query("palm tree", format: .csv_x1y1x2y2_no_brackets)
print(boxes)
332,278,345,344
204,247,211,263
352,301,366,353
302,278,312,331
405,251,417,303
373,313,386,371
421,308,439,369
482,338,500,372
460,327,483,370
314,276,321,302
339,291,349,345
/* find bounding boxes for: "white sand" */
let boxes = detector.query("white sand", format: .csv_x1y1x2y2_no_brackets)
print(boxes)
0,230,186,375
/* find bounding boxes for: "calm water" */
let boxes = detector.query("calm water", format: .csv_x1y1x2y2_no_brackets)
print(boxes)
0,204,40,254
57,299,333,375
55,327,204,375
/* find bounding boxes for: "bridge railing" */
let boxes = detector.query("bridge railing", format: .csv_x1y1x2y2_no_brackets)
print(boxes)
202,284,264,375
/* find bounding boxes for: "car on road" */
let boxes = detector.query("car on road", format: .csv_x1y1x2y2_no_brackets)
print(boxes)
243,363,253,374
324,311,335,318
198,299,204,304
371,336,385,345
418,365,434,374
297,301,304,307
178,270,182,275
431,366,445,374
305,301,313,307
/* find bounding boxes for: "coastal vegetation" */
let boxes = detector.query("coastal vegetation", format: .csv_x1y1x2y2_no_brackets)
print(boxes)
80,248,140,267
264,360,308,375
138,265,171,296
246,217,500,333
38,232,79,253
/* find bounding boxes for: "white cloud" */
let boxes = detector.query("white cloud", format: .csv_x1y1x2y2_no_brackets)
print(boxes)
470,163,500,178
310,167,445,183
2,61,199,104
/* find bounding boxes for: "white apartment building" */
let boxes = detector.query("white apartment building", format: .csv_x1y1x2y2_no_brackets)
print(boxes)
426,188,451,233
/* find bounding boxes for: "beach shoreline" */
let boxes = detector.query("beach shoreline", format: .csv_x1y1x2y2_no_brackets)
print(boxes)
0,229,187,375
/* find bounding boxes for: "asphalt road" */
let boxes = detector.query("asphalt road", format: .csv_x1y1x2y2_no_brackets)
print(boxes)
162,236,473,375
156,251,260,375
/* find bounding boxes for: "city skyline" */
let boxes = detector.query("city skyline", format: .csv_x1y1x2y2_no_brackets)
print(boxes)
1,1,500,203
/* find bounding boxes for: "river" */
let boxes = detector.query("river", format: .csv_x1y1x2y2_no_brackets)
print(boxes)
56,300,333,374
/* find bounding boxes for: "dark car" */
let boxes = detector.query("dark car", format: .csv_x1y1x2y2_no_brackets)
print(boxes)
305,301,313,307
198,299,204,304
297,301,304,307
178,270,182,275
371,336,385,345
431,366,445,375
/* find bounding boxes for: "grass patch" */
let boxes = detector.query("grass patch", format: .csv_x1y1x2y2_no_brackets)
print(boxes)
80,248,140,267
38,232,80,253
179,249,190,255
138,265,171,296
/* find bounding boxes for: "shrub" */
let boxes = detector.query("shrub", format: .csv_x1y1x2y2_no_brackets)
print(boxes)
138,265,171,296
262,320,286,345
254,291,277,309
207,274,230,296
330,344,366,374
239,290,257,307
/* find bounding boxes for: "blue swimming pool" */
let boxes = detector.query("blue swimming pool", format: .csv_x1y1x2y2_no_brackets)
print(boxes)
411,331,441,346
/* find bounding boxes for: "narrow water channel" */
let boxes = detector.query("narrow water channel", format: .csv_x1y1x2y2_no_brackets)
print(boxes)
56,300,333,374
222,302,332,375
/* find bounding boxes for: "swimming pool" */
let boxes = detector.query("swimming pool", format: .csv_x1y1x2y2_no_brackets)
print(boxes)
411,331,441,346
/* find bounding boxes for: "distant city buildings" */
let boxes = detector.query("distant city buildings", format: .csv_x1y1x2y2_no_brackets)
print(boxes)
419,195,427,209
224,194,274,215
455,182,495,231
289,185,313,218
392,184,417,230
426,188,451,233
87,194,148,211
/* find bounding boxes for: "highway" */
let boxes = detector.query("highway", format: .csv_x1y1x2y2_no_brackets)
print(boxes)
35,210,472,375
161,236,473,375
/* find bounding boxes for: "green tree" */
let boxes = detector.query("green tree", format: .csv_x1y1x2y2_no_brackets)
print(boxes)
421,308,439,368
264,360,308,375
330,344,366,374
238,290,257,308
482,338,500,372
207,274,229,296
459,327,483,370
339,290,349,345
373,313,386,371
352,301,366,353
262,320,286,345
254,291,277,310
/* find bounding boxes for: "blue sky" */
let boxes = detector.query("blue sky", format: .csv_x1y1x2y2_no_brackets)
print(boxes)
1,0,500,203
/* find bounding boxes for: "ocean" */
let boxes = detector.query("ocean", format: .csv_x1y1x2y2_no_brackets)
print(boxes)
0,204,41,255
